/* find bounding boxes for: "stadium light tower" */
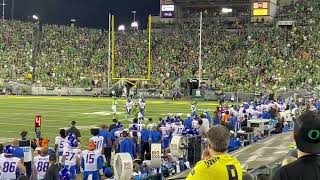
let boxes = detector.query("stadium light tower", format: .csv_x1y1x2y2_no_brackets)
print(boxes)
118,25,125,31
132,10,136,22
1,0,6,20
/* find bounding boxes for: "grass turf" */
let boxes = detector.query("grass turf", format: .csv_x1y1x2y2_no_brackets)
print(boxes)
0,96,219,146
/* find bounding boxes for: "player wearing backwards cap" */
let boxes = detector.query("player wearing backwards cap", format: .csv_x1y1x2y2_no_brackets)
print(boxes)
33,148,50,180
187,125,244,180
0,145,26,180
90,128,104,155
273,111,320,180
81,140,103,180
61,134,81,180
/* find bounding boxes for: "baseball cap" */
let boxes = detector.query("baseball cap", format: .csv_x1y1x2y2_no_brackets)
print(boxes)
294,111,320,154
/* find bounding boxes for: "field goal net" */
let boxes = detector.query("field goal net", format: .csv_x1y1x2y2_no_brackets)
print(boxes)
111,15,152,83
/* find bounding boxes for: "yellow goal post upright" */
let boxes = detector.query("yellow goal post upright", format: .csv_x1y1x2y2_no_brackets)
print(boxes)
111,15,152,88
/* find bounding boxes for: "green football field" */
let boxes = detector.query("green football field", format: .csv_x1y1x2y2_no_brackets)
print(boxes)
0,96,220,146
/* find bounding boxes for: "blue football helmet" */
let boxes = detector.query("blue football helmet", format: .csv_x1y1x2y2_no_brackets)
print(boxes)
116,122,123,129
3,145,14,155
131,124,138,131
67,133,76,141
68,138,78,148
59,168,71,180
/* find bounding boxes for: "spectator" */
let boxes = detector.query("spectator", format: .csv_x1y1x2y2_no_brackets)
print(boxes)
273,111,320,180
44,154,62,180
66,121,81,139
187,125,244,179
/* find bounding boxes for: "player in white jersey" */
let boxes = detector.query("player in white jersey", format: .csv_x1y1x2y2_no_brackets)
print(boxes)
90,128,104,155
126,98,134,117
0,145,26,180
33,148,50,180
81,140,103,180
191,101,197,114
172,119,184,136
139,98,146,116
55,129,67,163
61,137,81,180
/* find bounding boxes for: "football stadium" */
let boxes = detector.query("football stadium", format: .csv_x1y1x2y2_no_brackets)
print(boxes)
0,0,320,179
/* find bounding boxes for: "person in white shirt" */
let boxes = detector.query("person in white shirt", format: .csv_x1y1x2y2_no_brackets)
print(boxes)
200,114,210,132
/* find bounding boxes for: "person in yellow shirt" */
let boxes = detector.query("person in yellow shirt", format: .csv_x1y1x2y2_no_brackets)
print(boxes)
187,125,245,180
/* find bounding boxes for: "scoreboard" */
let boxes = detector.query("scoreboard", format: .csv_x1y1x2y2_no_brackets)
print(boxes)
251,0,277,22
160,0,175,18
252,2,269,16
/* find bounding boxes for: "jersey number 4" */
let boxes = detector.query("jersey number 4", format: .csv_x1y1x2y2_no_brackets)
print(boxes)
226,165,238,180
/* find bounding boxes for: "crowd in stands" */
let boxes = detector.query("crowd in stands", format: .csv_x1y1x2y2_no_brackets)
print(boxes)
0,1,319,93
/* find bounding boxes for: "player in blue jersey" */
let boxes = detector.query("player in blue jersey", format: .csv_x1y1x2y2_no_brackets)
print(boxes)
81,140,103,180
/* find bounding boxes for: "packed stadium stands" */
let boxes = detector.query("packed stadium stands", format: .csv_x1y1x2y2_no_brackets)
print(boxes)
0,0,320,179
0,0,319,93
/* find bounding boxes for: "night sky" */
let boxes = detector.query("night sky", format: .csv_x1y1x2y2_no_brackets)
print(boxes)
3,0,160,29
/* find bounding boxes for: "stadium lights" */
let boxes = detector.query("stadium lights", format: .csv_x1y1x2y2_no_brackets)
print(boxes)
131,21,138,28
221,8,233,13
118,25,125,31
32,14,39,20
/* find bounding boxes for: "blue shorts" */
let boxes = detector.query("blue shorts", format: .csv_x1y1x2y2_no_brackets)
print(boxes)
162,138,170,149
83,171,99,180
64,165,79,179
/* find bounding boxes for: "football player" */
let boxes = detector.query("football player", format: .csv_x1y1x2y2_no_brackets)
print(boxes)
90,128,104,155
126,98,134,117
61,135,81,180
33,148,50,180
172,118,184,136
0,145,26,179
55,129,67,163
81,140,103,180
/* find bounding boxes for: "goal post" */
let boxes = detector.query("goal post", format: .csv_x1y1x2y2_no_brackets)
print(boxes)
111,15,152,81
